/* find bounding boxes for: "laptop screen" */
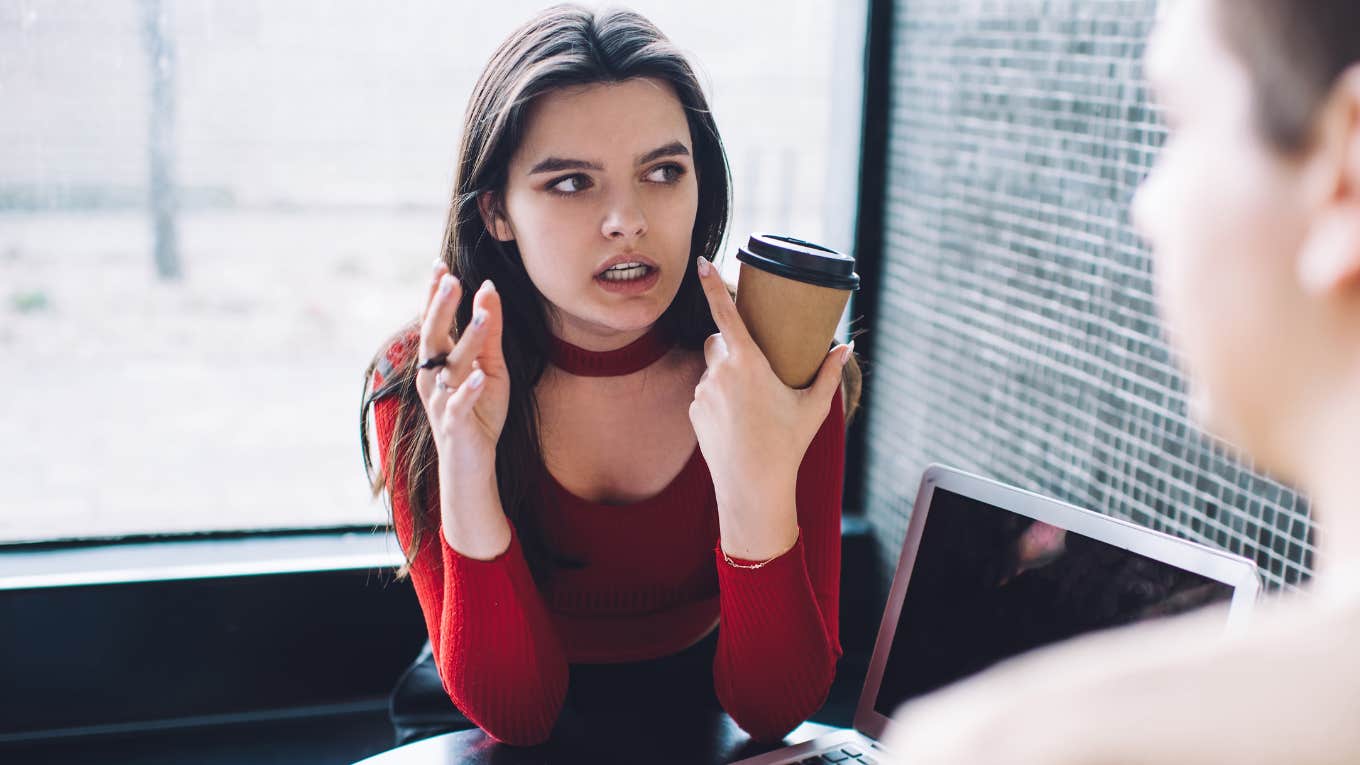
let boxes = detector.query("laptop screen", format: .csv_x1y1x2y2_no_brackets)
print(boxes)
872,487,1235,716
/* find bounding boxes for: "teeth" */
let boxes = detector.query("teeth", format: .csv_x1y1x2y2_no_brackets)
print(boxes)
605,262,644,271
600,265,650,281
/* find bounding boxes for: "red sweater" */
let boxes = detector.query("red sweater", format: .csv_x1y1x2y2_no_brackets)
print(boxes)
370,328,844,745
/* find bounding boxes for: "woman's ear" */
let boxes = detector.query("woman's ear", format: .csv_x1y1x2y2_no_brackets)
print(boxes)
1297,66,1360,296
477,191,515,242
1297,205,1360,295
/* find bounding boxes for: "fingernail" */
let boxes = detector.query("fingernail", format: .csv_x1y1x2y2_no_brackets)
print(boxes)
842,342,855,365
479,279,497,294
696,257,711,277
472,310,487,327
432,258,444,274
438,275,453,295
467,369,485,390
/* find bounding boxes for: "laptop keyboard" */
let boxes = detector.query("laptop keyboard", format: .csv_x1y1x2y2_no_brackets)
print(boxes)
793,745,878,765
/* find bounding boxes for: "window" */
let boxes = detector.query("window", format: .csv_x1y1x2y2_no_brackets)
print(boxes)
859,0,1310,589
1,0,864,543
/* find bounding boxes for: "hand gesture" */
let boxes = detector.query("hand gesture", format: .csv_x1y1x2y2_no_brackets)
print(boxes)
689,256,852,557
416,262,511,479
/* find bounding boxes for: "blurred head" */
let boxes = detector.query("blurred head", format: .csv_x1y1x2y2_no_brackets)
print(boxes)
1132,0,1360,483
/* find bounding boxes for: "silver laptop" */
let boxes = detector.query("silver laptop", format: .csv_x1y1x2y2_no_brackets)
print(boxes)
733,464,1261,765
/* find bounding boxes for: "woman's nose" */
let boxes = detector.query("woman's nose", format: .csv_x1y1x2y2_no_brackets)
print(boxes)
1131,150,1180,246
601,191,647,239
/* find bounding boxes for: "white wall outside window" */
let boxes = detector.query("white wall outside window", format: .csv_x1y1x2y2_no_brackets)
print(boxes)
0,0,861,543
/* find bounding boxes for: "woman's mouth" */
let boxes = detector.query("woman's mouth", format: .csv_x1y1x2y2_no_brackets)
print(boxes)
594,262,660,294
598,262,653,281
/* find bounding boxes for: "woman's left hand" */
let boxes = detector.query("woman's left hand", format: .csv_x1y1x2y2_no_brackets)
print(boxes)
690,256,853,560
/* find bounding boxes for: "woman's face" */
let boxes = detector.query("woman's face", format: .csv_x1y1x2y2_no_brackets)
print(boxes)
1131,0,1326,473
485,77,699,348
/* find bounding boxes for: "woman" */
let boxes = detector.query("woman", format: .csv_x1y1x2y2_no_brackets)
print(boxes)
359,4,863,748
885,0,1360,762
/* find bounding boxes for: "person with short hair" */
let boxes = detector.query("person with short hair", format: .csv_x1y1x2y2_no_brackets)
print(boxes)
885,1,1360,761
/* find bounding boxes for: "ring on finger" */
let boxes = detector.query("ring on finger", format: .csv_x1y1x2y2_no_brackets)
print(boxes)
435,374,455,392
418,353,450,371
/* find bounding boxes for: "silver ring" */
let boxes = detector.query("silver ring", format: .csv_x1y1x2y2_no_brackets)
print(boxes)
435,376,454,392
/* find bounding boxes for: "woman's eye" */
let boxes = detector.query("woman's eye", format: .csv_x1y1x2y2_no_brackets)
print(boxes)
645,163,685,184
549,174,592,194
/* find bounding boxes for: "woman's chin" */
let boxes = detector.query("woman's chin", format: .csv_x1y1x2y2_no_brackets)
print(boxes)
1187,379,1239,436
568,305,667,340
1190,385,1269,464
591,294,674,329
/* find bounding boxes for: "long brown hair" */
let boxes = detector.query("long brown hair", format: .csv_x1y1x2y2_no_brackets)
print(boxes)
1214,0,1360,154
360,4,863,581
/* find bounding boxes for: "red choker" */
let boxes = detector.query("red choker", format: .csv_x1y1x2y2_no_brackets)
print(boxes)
548,324,674,377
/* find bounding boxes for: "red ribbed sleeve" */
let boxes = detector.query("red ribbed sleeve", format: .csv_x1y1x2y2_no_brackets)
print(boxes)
373,394,568,746
713,385,845,741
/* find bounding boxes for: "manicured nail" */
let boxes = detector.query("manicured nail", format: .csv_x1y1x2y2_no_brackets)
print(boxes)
438,275,454,295
696,257,711,277
842,341,855,365
432,258,444,273
480,279,497,294
467,369,485,390
472,310,487,327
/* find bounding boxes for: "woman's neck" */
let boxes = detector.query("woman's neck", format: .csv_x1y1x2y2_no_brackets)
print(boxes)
549,313,655,353
537,307,686,384
1294,392,1360,580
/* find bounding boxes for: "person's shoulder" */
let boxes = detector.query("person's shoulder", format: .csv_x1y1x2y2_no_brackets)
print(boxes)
369,322,420,395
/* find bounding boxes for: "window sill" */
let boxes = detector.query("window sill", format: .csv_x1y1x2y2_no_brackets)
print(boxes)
0,529,403,590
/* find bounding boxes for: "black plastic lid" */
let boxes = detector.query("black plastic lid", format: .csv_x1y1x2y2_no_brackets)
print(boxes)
735,233,860,290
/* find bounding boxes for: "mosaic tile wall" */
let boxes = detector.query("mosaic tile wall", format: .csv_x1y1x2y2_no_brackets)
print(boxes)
863,0,1313,590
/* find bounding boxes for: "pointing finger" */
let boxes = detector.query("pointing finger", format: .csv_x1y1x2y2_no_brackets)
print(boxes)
695,256,754,351
703,332,727,368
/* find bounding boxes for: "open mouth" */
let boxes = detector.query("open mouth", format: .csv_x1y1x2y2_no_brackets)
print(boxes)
596,263,655,282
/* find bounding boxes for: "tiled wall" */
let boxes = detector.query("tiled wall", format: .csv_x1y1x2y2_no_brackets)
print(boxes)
863,0,1312,590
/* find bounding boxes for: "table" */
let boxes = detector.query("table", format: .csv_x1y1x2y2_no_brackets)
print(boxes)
354,716,838,765
362,629,839,764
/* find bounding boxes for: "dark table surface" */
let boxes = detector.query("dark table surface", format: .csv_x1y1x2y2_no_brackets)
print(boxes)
362,629,842,764
353,716,837,765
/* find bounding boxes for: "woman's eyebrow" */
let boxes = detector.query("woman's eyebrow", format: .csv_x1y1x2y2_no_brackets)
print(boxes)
527,157,603,175
637,140,690,165
527,141,691,175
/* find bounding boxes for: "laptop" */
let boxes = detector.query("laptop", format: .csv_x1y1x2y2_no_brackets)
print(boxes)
732,464,1261,765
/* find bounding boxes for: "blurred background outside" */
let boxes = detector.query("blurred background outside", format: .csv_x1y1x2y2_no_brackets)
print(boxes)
0,0,859,543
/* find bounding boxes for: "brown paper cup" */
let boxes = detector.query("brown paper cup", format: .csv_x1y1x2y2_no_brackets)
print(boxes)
737,262,852,388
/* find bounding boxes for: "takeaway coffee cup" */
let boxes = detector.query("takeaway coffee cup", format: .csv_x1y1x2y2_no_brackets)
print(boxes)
734,233,860,389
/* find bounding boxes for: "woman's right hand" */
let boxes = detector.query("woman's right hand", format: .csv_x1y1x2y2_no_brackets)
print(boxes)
416,262,511,481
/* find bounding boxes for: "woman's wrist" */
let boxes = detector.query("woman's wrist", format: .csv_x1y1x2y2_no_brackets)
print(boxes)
720,524,799,566
438,461,512,560
714,472,800,562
